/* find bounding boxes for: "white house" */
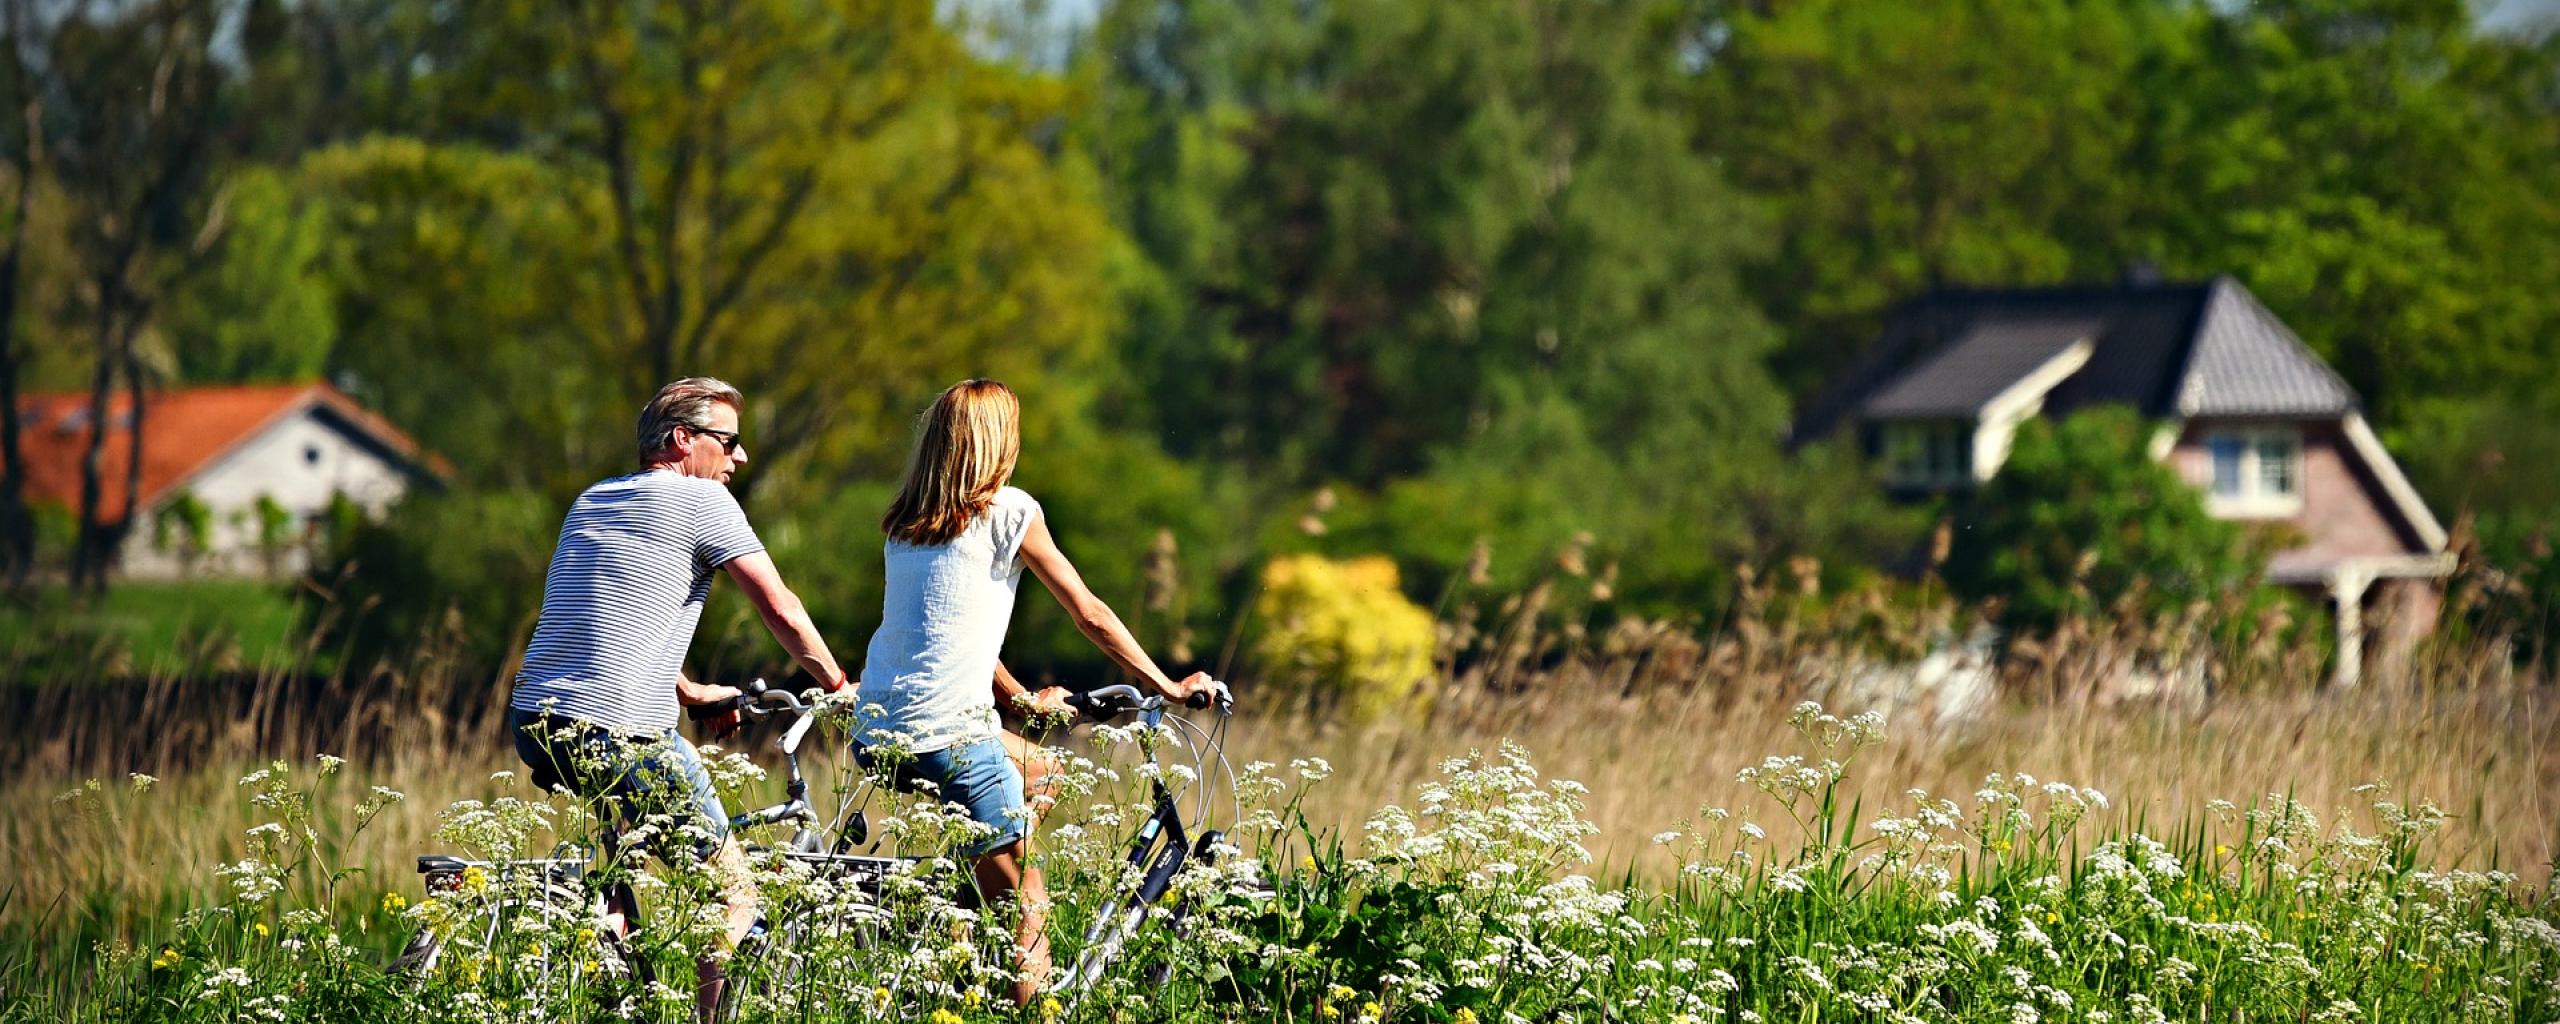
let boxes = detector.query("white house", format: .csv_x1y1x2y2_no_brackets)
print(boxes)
11,383,448,578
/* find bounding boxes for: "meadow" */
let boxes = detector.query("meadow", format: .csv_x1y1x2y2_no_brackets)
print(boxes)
4,586,2558,1021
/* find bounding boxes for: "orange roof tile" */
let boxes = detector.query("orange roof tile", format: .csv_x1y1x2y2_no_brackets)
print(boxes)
5,382,447,522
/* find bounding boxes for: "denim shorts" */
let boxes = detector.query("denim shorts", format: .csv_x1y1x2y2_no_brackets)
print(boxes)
509,708,731,857
863,734,1026,858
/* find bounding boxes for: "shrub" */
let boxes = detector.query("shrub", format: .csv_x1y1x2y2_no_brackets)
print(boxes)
1943,407,2267,635
1249,554,1435,725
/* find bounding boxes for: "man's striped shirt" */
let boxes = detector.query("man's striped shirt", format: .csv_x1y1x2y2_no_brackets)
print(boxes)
509,471,764,733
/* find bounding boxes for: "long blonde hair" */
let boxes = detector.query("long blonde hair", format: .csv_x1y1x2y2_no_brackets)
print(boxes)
882,379,1021,546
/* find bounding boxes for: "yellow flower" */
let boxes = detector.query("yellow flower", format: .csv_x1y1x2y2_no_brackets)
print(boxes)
2216,844,2231,856
2044,912,2059,924
151,948,181,970
583,960,599,976
873,986,893,1007
1328,983,1357,1001
1360,1001,1383,1021
1321,1007,1341,1021
577,927,597,944
381,892,407,912
1040,997,1064,1021
461,866,489,893
1303,854,1319,874
964,990,985,1011
254,922,270,938
1454,1011,1479,1024
928,1010,965,1024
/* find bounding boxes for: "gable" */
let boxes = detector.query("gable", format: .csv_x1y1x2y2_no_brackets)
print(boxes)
2172,280,2360,417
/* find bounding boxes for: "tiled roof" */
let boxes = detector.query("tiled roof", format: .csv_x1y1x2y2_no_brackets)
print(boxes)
2173,281,2361,416
1863,317,2099,417
1793,276,2361,442
6,383,448,522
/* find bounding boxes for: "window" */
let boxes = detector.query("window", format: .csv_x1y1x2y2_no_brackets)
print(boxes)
2204,427,2302,515
305,445,323,466
1883,421,1973,488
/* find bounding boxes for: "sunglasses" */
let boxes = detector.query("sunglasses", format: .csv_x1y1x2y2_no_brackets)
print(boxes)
682,422,743,454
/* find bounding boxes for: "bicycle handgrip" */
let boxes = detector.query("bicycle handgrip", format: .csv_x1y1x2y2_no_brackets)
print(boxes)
1065,684,1148,721
686,696,747,721
684,678,771,720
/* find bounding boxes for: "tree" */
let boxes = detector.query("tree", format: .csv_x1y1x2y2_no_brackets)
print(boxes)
1675,0,2179,395
1676,0,2560,424
0,0,42,589
163,167,335,384
1942,408,2265,634
1089,0,1785,479
38,0,235,593
392,0,1120,496
1081,0,1807,609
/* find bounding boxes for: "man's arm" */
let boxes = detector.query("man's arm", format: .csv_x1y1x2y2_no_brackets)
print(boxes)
721,551,851,692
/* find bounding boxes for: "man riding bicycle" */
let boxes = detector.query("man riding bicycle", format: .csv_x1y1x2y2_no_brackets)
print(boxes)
505,377,851,1022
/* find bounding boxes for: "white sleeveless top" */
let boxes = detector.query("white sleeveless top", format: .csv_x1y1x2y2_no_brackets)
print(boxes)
856,486,1042,753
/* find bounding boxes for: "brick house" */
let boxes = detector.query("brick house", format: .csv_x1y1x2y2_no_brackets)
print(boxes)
1792,276,2452,687
8,383,448,579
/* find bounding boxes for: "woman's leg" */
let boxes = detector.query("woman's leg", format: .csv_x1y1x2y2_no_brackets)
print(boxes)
973,840,1052,1005
999,728,1064,824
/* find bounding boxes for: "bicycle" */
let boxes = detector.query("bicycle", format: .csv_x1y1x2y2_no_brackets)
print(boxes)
388,680,867,999
392,678,1242,1016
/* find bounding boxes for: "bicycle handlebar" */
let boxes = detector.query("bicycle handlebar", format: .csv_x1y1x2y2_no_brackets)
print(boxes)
685,678,815,722
1064,679,1232,723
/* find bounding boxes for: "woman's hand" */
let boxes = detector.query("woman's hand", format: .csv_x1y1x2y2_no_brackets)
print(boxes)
1012,686,1079,723
1161,671,1222,704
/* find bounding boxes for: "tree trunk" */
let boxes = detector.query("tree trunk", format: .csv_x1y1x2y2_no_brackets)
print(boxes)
112,333,146,589
0,0,41,591
71,283,118,595
0,173,30,590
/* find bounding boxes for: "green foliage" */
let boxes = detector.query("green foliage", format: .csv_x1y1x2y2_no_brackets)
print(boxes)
1943,408,2265,634
2397,391,2560,667
306,489,561,671
1684,0,2560,422
1084,0,1786,483
150,491,212,570
163,168,336,385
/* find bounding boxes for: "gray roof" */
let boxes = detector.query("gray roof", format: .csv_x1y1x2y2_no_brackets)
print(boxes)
2174,283,2360,416
1863,317,2097,417
1794,276,2361,442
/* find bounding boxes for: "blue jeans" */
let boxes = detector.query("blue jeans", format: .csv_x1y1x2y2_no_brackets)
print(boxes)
509,708,731,858
863,735,1027,858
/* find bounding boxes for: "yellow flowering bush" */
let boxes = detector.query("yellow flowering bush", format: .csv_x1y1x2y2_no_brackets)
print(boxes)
1250,554,1435,726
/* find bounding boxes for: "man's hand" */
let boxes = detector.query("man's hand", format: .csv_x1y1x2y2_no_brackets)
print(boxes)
678,678,745,739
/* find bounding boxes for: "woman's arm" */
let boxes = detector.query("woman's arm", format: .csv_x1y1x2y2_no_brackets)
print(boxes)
1017,513,1211,702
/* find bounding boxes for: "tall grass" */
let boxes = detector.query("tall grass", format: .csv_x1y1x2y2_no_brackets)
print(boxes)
4,568,2555,1018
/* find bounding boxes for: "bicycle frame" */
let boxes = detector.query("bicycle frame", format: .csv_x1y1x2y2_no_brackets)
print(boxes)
1052,688,1233,995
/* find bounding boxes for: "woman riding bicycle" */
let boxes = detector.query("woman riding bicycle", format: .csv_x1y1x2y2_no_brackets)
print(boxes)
856,378,1218,1005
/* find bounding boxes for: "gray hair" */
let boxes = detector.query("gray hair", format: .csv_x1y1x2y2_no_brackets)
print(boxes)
636,377,744,460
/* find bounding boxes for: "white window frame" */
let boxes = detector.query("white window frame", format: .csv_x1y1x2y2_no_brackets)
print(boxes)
1882,420,1974,489
2204,426,2304,518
